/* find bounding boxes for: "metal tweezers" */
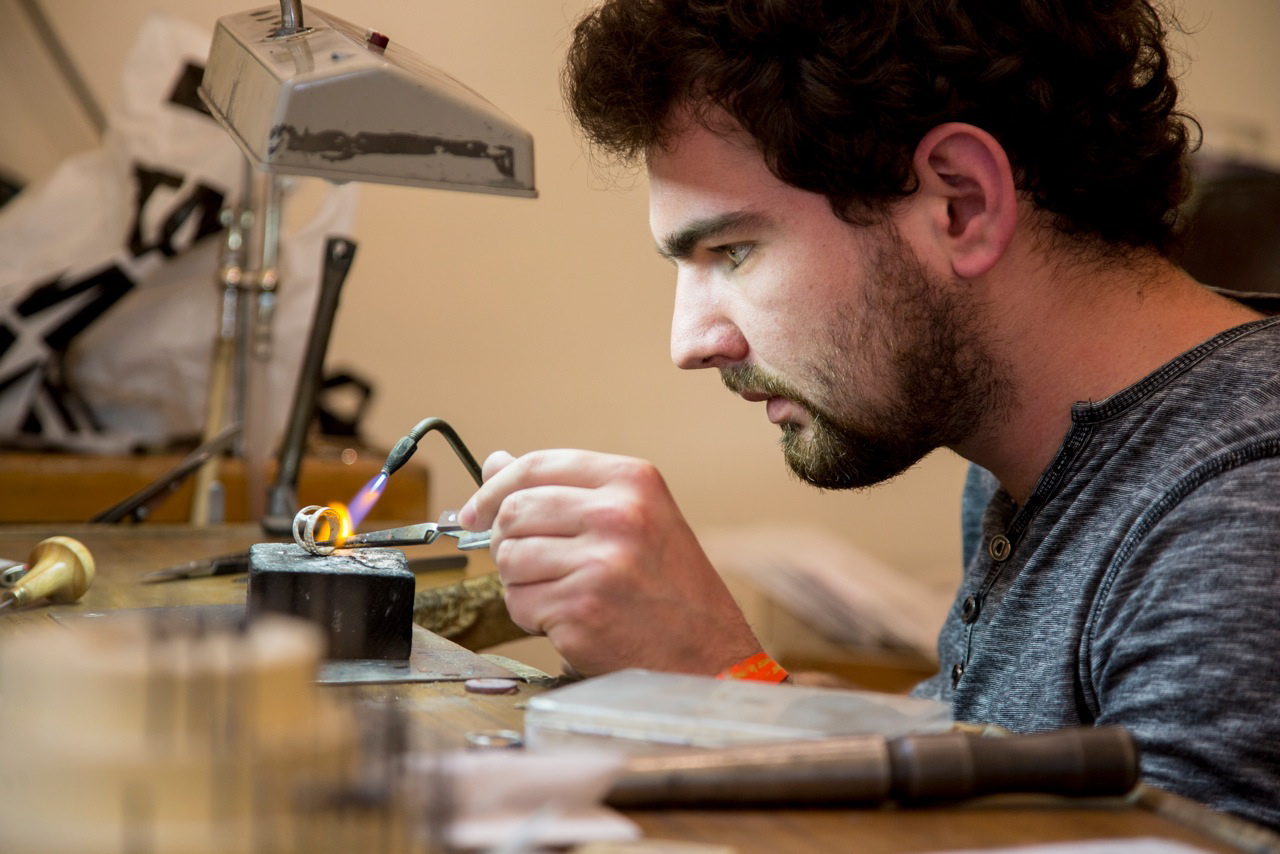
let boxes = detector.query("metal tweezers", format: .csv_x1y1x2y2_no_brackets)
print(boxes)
293,506,491,556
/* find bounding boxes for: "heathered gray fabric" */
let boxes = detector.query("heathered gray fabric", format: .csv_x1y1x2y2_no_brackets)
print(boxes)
914,316,1280,830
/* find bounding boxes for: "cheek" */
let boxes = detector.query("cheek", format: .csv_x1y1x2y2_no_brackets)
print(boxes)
754,261,859,354
736,304,813,379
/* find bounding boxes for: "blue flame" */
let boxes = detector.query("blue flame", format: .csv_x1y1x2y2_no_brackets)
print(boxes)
348,473,387,530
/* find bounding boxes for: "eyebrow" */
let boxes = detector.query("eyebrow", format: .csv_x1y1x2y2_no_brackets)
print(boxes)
656,211,771,261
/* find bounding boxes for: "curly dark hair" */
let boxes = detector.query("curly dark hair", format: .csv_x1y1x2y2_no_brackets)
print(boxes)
563,0,1197,255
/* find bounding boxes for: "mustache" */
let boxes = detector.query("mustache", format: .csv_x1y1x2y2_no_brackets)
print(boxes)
719,364,805,401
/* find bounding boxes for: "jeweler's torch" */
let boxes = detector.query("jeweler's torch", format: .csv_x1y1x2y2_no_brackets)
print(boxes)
294,418,485,543
380,417,483,486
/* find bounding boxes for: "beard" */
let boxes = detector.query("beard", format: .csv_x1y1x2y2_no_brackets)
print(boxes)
720,227,1012,490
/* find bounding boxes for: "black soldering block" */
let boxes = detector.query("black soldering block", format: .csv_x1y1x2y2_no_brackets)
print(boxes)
247,542,413,661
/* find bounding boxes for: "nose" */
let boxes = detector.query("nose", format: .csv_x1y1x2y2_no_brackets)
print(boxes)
669,270,749,370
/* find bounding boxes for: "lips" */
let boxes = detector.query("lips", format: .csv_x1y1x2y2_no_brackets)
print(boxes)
738,389,799,424
765,397,792,424
737,392,808,427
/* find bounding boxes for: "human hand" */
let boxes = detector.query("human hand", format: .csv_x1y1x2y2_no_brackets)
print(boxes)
458,449,763,678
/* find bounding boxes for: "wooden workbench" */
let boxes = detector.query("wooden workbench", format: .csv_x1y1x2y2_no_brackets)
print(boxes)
0,524,1269,853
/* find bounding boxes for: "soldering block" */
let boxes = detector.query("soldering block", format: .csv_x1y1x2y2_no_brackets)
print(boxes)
246,543,414,661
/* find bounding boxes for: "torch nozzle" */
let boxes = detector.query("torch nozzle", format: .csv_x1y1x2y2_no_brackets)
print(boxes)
380,436,420,479
380,418,483,487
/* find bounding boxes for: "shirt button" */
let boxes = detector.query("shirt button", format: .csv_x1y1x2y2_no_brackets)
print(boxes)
961,595,979,624
988,534,1012,562
950,662,965,688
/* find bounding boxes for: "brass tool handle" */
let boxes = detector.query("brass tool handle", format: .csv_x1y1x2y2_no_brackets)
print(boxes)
4,536,96,608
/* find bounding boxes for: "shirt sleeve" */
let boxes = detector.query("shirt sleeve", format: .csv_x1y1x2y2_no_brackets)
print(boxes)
1085,456,1280,830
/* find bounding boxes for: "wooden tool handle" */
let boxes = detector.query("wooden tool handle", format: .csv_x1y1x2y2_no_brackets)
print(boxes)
11,537,96,606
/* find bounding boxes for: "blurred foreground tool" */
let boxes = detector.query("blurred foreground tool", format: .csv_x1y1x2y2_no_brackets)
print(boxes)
607,726,1138,808
0,536,95,612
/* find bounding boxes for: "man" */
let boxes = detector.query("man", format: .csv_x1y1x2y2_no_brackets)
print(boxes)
459,0,1280,828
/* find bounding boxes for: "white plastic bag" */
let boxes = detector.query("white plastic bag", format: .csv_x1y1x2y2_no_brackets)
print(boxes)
0,13,357,452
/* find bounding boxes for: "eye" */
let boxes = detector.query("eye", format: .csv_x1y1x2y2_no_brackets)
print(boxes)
720,243,753,268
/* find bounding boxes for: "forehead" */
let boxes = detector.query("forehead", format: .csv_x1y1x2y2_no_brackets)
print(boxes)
646,115,845,245
647,121,777,221
650,121,849,257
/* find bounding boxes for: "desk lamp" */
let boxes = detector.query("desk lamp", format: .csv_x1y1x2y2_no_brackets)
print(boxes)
191,0,536,531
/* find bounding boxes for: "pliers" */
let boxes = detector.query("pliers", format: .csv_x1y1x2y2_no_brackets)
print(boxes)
293,506,491,556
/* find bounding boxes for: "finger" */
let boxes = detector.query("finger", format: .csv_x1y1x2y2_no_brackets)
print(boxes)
460,450,516,528
482,450,517,481
489,484,597,541
462,450,639,529
502,574,599,641
491,534,577,586
501,580,552,636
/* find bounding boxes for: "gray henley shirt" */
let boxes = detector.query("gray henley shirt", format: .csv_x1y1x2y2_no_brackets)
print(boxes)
914,316,1280,830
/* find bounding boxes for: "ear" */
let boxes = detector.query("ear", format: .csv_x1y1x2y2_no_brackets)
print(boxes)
910,123,1017,279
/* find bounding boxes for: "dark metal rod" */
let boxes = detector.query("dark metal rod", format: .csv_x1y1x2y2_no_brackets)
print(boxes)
263,237,357,533
89,423,242,524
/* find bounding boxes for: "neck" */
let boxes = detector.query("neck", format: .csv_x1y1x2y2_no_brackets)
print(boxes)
955,245,1262,504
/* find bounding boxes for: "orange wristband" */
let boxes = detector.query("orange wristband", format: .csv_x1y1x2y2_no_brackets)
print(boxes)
716,652,789,683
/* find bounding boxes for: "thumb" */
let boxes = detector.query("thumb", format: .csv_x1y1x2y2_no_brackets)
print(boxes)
459,450,516,529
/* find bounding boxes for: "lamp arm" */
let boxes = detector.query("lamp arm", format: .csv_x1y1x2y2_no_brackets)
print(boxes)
277,0,305,36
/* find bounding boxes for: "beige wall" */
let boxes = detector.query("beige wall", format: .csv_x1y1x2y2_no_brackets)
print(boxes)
3,0,1278,598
